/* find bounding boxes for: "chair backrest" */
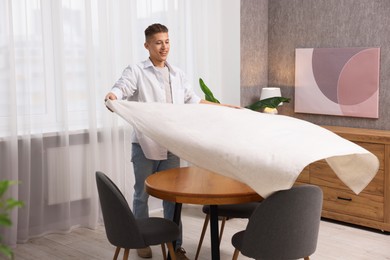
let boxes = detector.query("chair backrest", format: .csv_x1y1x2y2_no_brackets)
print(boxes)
240,185,323,259
95,171,146,248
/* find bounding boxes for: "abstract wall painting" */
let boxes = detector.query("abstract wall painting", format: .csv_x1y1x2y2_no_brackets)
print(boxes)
294,48,380,118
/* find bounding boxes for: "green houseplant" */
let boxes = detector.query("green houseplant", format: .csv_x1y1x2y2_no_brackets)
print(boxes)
199,78,220,103
0,180,24,259
199,78,290,111
245,96,291,112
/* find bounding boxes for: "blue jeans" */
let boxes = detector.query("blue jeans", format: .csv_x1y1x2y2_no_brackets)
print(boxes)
131,143,183,248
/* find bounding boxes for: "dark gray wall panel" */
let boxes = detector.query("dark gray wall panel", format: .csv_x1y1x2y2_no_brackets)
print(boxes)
240,0,268,107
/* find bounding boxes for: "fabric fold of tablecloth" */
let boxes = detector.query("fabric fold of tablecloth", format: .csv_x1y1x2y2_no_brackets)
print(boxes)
106,100,379,198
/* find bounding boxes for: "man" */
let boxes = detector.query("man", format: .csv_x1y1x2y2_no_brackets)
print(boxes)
105,23,214,259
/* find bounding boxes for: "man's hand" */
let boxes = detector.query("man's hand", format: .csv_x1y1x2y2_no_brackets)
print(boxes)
105,92,117,102
104,92,117,112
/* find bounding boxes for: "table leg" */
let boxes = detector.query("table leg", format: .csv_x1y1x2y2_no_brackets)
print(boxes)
168,202,182,260
173,202,182,226
209,205,220,260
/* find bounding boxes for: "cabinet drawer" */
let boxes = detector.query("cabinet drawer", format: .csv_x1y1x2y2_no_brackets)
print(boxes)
321,186,384,221
310,161,384,196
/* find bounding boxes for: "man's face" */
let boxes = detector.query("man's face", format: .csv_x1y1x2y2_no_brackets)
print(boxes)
144,32,170,65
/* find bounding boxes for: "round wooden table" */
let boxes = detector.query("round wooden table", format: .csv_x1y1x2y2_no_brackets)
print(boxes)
145,167,262,260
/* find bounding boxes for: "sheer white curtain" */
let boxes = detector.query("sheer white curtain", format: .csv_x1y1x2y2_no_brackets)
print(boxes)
0,0,239,248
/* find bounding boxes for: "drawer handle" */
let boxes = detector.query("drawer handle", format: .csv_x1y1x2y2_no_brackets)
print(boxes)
337,196,352,201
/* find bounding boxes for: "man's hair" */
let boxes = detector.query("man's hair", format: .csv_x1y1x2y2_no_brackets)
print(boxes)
145,23,168,41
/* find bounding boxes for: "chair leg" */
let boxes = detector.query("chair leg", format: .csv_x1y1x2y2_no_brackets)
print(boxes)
219,217,227,244
122,248,129,260
161,243,167,260
113,247,121,260
232,248,240,260
195,214,210,260
167,242,176,260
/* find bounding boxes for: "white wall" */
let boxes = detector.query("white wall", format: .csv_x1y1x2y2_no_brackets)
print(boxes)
220,0,240,106
184,0,240,106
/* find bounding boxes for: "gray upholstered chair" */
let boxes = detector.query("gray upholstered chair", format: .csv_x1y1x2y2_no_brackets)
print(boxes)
231,185,323,260
195,202,259,260
96,171,179,260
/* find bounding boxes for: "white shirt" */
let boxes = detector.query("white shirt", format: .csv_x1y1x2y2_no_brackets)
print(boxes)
111,59,201,160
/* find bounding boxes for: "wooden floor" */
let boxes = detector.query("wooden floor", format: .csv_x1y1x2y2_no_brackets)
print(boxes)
12,205,390,260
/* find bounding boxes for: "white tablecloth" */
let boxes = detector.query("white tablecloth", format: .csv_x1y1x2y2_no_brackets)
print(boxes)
106,100,379,198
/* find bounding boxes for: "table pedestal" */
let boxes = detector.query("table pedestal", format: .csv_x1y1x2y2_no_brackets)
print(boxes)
145,167,262,260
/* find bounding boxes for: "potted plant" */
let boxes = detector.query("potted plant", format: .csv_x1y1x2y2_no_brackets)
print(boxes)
199,78,290,112
0,180,24,259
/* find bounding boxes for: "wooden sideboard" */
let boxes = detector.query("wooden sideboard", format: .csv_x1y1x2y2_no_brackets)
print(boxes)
295,125,390,232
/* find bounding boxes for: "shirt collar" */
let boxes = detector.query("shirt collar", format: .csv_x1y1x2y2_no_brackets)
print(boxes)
143,58,177,75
